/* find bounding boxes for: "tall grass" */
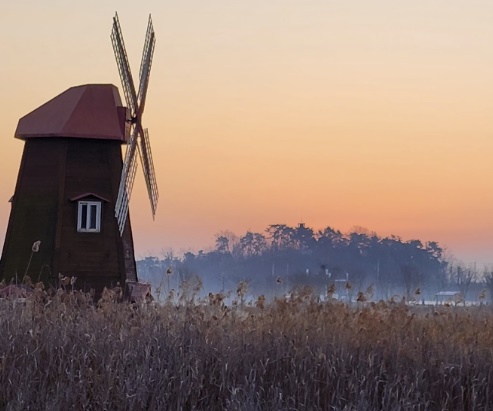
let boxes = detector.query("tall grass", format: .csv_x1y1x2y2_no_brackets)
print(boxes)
1,287,493,410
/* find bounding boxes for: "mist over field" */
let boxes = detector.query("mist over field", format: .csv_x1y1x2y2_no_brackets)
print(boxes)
137,223,493,305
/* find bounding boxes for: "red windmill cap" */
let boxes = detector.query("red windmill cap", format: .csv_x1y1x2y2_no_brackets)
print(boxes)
15,84,129,142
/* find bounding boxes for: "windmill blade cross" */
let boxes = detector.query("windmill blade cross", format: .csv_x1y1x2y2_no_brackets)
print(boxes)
112,12,159,236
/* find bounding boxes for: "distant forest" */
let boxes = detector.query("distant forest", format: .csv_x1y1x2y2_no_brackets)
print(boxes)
138,224,493,302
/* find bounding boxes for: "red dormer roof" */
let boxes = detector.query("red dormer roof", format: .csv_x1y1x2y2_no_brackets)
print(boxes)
70,193,110,202
15,84,129,142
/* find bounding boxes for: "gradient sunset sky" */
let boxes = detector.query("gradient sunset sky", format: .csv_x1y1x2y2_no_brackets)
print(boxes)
1,1,492,265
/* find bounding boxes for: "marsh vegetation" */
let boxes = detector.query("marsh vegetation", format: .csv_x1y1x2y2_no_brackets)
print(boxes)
1,285,493,410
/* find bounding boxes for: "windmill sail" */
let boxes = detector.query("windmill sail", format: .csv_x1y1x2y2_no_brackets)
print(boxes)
115,127,139,233
139,128,158,217
111,13,138,117
138,15,155,110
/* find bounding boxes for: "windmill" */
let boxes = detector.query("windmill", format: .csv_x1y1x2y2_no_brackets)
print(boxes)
0,14,158,294
111,12,158,235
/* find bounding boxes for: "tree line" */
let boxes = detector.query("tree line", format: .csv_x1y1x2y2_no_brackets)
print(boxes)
138,223,490,301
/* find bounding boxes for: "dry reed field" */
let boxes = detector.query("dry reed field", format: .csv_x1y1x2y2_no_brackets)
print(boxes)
1,286,493,410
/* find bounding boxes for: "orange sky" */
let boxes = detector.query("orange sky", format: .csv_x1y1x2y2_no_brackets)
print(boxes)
1,1,492,265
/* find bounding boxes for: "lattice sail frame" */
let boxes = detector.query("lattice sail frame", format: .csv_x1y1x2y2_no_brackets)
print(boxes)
112,13,158,235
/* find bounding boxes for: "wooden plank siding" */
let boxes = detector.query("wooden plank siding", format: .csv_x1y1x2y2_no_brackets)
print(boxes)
0,137,137,295
0,139,62,282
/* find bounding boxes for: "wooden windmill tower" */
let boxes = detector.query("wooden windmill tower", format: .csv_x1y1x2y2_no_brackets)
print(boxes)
0,14,158,294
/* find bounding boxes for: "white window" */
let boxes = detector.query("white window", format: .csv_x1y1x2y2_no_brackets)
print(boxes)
77,201,101,232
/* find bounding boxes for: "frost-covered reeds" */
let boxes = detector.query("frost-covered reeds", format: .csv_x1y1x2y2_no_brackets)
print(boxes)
1,286,493,410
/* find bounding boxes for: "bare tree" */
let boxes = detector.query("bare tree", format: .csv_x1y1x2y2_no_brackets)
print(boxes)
214,230,240,257
449,263,476,302
483,269,493,302
215,236,230,254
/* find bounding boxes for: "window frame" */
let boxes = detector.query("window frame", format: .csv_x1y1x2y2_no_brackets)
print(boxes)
77,200,102,233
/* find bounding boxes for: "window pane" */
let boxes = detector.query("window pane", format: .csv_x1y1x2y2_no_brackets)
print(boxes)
80,204,87,229
90,205,97,229
78,201,101,232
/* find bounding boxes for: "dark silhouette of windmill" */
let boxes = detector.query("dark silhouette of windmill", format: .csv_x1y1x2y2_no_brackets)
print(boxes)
0,13,158,294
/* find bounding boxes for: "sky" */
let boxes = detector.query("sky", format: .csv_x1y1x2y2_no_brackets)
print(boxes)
1,1,493,266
